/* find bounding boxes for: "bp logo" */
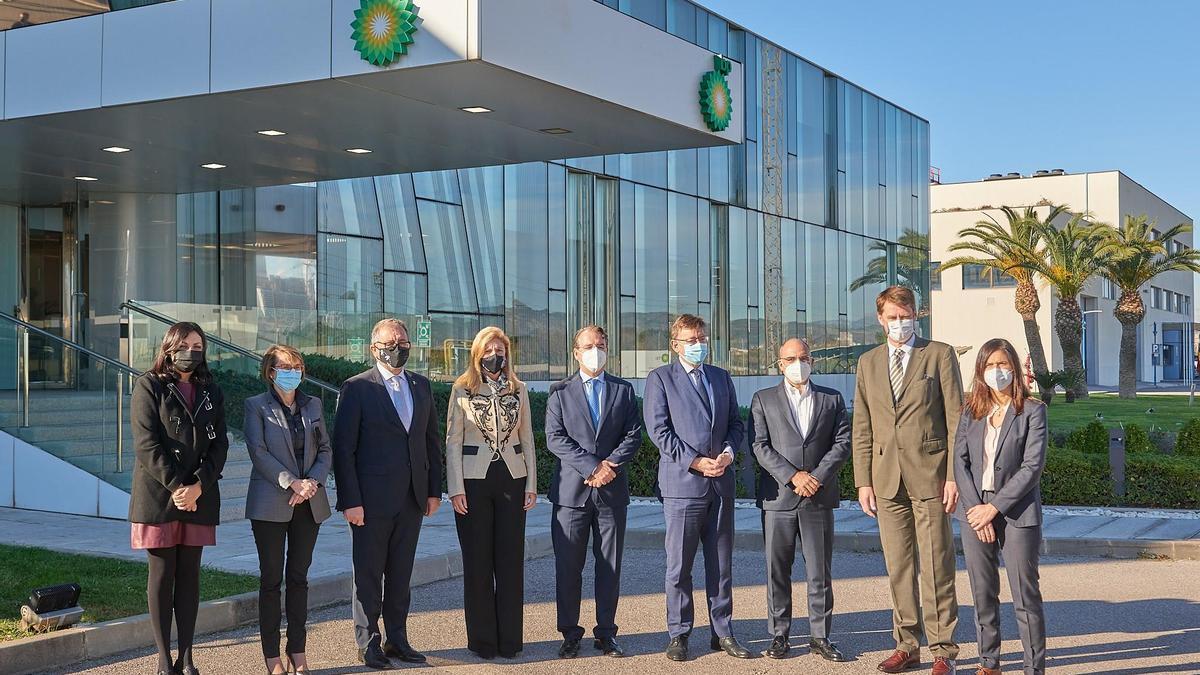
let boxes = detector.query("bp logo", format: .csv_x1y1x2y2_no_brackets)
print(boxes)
351,0,419,67
699,55,734,132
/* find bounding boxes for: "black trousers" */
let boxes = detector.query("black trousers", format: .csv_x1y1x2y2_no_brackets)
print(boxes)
455,460,527,656
350,490,424,650
551,493,627,641
762,506,835,639
251,501,321,659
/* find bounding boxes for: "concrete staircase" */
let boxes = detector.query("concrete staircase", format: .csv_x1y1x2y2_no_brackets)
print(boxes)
0,391,324,523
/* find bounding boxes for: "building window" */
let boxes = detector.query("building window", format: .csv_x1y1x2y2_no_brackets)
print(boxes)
930,261,941,291
1151,286,1162,309
961,263,1017,289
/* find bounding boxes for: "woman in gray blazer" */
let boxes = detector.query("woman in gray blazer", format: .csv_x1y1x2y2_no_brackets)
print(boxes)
953,338,1047,675
244,345,333,675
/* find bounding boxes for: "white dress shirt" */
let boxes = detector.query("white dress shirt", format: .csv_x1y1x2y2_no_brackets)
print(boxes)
784,380,815,439
982,402,1010,491
377,361,413,430
680,360,733,457
886,333,917,376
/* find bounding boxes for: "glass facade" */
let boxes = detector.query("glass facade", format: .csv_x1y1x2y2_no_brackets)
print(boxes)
3,0,930,384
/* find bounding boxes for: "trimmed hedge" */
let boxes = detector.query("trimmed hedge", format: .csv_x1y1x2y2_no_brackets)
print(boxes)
1175,418,1200,457
1125,454,1200,509
1123,424,1155,454
1066,420,1108,454
1041,448,1112,506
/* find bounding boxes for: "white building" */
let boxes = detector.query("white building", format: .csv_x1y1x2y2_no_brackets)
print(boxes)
930,170,1195,388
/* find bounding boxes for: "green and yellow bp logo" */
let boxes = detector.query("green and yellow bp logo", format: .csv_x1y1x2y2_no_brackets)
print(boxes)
351,0,419,67
699,55,734,132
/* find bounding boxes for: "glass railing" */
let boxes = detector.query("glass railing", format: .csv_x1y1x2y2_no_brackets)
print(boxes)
1,1,175,32
0,310,139,482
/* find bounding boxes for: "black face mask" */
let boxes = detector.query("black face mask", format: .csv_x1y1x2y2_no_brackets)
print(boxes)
172,349,204,373
480,354,506,375
377,345,410,369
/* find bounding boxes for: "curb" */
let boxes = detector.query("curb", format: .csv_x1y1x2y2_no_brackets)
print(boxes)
0,533,555,675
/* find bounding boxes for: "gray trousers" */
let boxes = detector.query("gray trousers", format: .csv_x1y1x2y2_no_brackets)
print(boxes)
761,506,834,639
960,493,1046,675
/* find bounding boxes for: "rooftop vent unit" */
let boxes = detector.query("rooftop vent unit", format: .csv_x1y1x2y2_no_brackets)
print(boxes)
1034,169,1052,177
1051,168,1066,175
984,172,1023,181
1006,172,1021,178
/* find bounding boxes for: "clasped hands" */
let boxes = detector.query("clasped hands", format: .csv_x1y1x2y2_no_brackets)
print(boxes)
585,460,620,488
170,483,202,511
966,502,1001,543
689,451,733,478
789,470,821,497
287,478,319,507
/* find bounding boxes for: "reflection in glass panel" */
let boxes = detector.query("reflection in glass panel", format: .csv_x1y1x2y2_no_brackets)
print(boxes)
427,312,480,383
709,203,730,367
376,174,426,273
459,166,505,314
668,149,698,195
665,0,695,43
418,199,478,313
805,225,827,372
176,192,220,306
384,271,428,372
620,151,667,189
548,163,567,290
634,185,669,377
549,290,568,380
318,178,383,238
412,170,461,204
619,0,666,29
318,233,383,359
504,162,550,381
668,193,699,318
781,219,798,341
619,296,637,379
727,207,748,376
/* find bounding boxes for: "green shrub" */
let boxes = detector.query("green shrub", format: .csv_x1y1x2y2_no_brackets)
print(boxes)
1123,424,1155,454
1175,418,1200,457
1124,454,1200,509
1066,420,1109,454
1040,448,1113,506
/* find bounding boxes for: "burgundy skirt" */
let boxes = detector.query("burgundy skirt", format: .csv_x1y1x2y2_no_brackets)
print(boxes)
130,521,217,549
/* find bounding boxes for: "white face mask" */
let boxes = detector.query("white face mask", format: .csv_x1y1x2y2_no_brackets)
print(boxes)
579,347,607,373
784,361,811,386
887,318,915,343
984,367,1014,392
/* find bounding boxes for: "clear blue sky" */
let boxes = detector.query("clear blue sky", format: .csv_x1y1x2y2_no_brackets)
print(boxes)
701,0,1200,223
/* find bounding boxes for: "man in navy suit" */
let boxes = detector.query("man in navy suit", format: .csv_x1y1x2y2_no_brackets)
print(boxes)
545,325,643,659
643,314,751,661
333,318,442,669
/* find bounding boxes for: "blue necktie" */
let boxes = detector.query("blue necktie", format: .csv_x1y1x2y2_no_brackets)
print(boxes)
586,378,602,430
689,368,712,419
389,376,412,430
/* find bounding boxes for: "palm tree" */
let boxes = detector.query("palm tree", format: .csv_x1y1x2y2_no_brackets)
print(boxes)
850,229,930,314
1023,213,1116,400
938,205,1061,379
1098,216,1200,399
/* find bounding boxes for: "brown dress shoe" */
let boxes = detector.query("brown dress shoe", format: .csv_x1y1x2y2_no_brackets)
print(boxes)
878,649,920,673
975,668,1000,675
932,657,957,675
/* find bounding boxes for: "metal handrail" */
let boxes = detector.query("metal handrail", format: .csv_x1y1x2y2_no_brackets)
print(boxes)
0,311,141,377
120,300,342,397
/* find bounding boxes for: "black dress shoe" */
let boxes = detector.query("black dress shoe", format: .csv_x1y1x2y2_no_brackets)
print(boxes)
711,636,754,659
469,648,496,660
809,637,849,662
765,635,790,659
498,650,521,659
594,637,624,657
358,643,391,669
558,638,581,658
178,666,200,675
666,635,689,661
383,641,427,663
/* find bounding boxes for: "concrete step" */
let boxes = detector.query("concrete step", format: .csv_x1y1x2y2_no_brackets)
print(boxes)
10,423,134,444
0,393,131,414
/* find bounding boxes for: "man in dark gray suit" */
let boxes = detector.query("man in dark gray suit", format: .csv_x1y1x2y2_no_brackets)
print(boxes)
545,325,643,659
333,318,442,669
644,314,751,662
751,337,851,662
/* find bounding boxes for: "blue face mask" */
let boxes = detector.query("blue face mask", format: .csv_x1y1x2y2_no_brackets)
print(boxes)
273,368,303,392
682,341,709,365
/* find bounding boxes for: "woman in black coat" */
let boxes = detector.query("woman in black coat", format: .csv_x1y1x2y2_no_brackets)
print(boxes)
129,321,228,675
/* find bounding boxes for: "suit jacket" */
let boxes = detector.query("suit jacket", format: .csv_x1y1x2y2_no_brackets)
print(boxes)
954,399,1047,528
128,373,229,526
751,381,851,510
545,371,643,508
243,391,333,523
852,337,964,500
445,379,538,497
644,360,744,499
332,367,442,517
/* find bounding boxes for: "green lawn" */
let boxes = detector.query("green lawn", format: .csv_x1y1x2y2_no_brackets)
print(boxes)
1045,393,1200,437
0,545,257,642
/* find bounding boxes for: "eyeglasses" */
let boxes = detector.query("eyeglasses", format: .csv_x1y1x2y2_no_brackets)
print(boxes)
672,336,709,346
777,356,812,366
373,341,412,350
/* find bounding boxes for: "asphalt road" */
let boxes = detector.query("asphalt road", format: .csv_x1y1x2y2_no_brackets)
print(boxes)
53,548,1199,675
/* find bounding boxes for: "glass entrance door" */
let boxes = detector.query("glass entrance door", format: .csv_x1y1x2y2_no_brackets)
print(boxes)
566,173,619,363
21,205,80,388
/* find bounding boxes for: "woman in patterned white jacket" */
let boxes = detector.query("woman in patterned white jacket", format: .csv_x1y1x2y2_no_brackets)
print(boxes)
445,325,538,660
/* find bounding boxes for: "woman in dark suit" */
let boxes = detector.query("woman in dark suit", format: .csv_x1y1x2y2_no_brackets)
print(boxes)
129,322,228,675
954,338,1047,675
244,345,332,675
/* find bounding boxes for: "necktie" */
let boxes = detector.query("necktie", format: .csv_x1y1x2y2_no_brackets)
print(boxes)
890,349,905,403
690,368,712,419
586,378,602,430
390,376,412,429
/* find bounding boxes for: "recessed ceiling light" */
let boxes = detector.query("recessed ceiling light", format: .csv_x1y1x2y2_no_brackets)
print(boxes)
257,130,286,136
94,200,115,205
345,148,373,154
200,163,226,169
74,176,99,181
540,127,572,135
460,106,492,114
102,146,130,153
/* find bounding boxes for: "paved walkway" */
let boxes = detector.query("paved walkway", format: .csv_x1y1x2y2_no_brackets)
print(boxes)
1,500,1197,579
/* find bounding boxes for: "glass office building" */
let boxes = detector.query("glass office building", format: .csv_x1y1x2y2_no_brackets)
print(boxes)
0,0,931,389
